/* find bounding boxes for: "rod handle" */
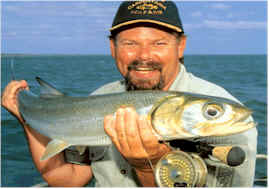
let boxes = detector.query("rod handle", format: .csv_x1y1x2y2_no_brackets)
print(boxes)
212,146,245,166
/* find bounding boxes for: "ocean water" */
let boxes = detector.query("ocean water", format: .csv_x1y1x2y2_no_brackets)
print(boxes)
1,54,267,187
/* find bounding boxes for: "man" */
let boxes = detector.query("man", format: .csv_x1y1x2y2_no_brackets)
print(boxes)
1,0,257,187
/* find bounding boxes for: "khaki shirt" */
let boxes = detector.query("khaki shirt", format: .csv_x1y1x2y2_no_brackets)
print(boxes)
90,64,257,187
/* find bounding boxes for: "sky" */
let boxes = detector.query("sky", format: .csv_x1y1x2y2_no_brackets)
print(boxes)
1,1,267,55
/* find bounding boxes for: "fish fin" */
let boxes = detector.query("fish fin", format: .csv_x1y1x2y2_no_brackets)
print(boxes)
41,139,70,161
75,146,87,155
36,77,65,97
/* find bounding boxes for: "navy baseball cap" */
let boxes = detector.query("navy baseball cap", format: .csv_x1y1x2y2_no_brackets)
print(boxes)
110,1,184,34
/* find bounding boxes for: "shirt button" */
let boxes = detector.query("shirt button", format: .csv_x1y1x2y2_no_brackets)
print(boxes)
120,169,127,175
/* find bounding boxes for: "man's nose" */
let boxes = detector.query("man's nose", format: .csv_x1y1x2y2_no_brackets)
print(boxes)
138,45,152,61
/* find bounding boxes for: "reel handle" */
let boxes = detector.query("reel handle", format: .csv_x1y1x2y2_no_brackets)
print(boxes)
212,146,245,166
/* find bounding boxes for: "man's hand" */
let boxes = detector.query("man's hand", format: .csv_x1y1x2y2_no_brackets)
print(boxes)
1,80,29,122
104,107,171,171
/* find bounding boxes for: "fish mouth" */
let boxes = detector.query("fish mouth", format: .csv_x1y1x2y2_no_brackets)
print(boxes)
231,110,257,131
234,110,253,125
232,120,257,132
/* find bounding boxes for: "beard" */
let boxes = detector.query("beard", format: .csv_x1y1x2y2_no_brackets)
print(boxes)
124,60,164,91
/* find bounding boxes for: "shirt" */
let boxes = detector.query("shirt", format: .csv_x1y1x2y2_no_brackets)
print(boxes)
89,64,257,187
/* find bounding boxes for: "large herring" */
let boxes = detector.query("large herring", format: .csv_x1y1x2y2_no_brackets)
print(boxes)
18,77,256,161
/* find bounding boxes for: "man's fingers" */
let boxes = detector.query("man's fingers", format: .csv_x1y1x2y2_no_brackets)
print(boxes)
21,80,30,90
9,80,28,96
115,108,130,152
1,80,29,121
138,115,159,153
2,81,26,108
104,107,170,170
104,114,121,150
104,115,116,138
125,108,147,157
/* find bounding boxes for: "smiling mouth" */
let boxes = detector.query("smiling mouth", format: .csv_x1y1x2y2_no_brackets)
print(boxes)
127,60,162,72
134,67,156,71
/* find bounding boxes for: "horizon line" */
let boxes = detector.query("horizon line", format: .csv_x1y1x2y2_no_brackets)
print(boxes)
1,53,267,57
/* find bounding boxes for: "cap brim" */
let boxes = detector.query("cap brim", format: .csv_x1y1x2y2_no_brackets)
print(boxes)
110,19,183,33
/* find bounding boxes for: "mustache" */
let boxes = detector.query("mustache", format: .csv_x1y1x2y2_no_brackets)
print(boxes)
127,60,162,71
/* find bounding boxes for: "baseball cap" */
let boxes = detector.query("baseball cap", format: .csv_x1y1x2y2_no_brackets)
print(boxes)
110,0,184,34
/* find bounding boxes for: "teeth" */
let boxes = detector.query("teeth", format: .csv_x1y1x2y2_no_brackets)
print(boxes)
136,67,153,71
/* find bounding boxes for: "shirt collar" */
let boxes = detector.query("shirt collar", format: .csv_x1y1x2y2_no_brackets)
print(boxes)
169,64,189,92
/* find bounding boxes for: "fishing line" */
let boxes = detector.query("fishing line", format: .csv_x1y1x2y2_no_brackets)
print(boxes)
10,58,16,81
146,156,155,171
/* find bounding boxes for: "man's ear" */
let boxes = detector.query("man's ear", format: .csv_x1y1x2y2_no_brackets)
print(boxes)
178,35,187,58
110,39,116,58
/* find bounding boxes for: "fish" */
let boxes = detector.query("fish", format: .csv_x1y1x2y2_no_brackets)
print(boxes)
17,77,256,161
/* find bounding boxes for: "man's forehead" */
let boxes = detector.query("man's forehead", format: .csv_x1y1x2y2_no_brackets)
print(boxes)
113,22,180,38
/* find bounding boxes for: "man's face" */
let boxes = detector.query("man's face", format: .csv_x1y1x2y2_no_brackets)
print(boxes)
110,26,186,91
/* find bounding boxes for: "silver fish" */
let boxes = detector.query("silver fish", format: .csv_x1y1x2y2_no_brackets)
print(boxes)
17,77,256,161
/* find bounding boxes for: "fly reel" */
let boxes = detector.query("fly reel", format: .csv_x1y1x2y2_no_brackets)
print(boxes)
155,150,207,187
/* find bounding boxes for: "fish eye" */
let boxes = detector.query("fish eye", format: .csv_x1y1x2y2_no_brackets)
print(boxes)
207,108,218,116
203,102,224,120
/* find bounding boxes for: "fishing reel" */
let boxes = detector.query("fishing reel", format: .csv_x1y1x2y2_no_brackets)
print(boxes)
155,150,207,187
154,141,246,187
